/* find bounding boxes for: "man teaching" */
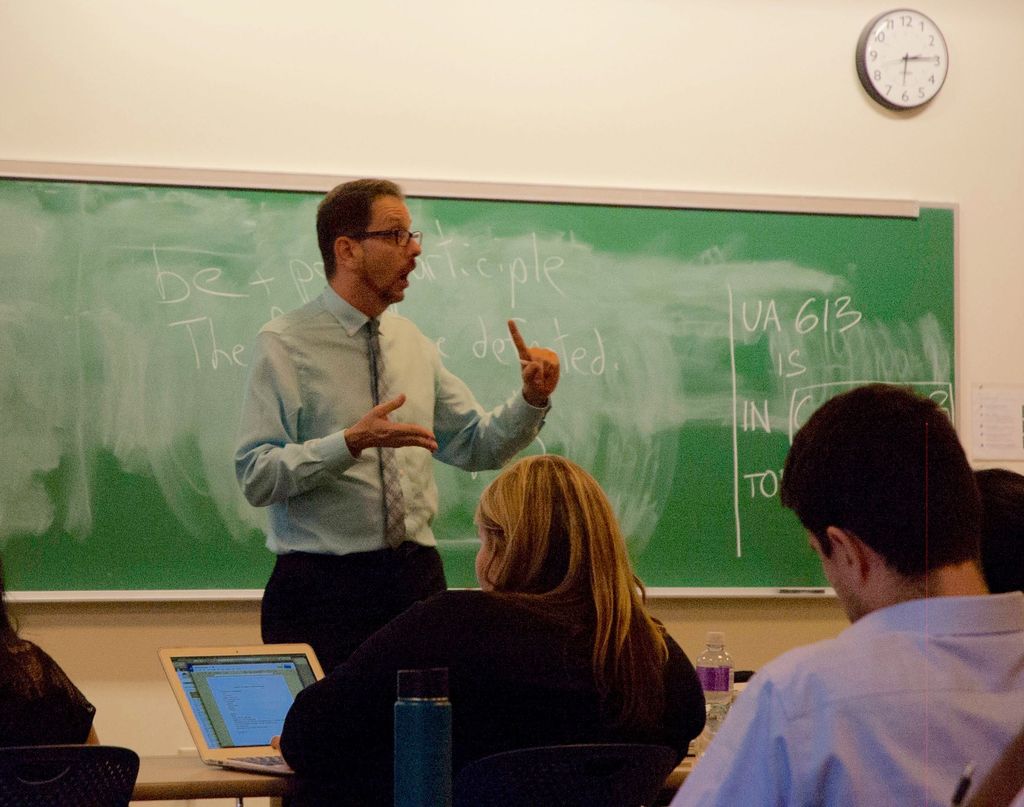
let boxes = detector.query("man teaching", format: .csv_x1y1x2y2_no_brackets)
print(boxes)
235,179,560,670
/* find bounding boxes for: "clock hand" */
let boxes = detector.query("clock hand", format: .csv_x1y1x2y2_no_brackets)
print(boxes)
901,53,910,84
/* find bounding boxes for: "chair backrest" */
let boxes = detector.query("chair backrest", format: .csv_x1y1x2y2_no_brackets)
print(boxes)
0,745,140,807
452,743,679,807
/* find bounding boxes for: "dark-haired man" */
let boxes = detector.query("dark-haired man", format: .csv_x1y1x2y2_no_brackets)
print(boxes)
673,384,1024,806
235,179,559,670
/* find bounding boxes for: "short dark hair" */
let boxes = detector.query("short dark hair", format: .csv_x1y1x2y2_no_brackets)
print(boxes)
780,384,980,577
316,179,404,278
975,468,1024,594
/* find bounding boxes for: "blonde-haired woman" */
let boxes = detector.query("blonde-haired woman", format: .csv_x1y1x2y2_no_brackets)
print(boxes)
281,455,706,806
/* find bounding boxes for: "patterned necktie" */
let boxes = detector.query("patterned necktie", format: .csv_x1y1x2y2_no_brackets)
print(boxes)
367,318,407,548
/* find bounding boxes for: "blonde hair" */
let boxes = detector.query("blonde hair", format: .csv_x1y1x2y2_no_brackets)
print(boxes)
474,454,669,729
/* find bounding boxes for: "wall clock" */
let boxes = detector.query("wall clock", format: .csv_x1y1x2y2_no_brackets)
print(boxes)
855,9,948,110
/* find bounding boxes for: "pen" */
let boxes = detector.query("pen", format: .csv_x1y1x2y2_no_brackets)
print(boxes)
950,761,974,806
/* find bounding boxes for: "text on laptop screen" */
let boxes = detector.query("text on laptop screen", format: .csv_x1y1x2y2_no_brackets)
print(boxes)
170,653,319,749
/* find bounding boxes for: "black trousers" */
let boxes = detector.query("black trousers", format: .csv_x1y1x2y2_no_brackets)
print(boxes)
261,543,447,672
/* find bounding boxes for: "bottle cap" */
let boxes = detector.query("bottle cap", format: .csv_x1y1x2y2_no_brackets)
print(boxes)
706,630,725,646
397,667,449,700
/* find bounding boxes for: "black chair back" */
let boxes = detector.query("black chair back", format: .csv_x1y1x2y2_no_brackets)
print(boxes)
452,742,678,807
0,745,140,807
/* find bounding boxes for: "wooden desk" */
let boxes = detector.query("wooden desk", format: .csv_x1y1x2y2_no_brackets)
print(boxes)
133,755,291,804
654,757,694,806
134,752,692,805
665,757,693,788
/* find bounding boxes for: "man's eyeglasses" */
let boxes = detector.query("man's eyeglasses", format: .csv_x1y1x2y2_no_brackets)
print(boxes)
350,229,423,247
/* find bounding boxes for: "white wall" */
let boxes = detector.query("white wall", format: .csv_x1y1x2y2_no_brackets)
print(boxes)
1,0,1021,800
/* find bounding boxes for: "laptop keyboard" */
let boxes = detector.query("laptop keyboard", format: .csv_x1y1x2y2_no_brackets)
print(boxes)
235,755,285,767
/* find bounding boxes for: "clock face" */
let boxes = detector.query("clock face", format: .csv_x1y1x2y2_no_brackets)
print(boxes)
856,9,949,110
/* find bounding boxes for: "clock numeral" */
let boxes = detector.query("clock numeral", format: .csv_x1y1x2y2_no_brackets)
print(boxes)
900,15,913,26
869,49,878,62
875,31,886,43
885,84,893,96
934,55,941,66
928,34,936,46
874,69,882,81
918,87,926,99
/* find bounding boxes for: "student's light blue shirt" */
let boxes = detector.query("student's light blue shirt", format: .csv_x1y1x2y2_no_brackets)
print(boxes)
672,592,1024,807
235,287,548,555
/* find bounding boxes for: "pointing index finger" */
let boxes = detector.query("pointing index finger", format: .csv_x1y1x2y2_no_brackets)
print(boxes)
507,319,531,361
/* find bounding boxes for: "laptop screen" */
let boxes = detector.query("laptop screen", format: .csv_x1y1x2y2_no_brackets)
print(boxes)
168,651,320,749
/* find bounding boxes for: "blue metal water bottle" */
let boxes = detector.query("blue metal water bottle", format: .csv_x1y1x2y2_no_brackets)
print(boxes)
394,667,452,807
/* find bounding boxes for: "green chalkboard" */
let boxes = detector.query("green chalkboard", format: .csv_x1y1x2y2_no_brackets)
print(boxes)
0,168,955,595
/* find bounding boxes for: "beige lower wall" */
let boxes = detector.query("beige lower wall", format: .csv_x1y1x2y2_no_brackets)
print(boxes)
651,596,848,672
9,596,848,761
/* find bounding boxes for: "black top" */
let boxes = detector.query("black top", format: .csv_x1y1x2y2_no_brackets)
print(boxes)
0,639,96,746
281,590,705,806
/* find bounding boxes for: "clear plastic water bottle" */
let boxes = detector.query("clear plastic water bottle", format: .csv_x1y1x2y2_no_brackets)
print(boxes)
694,631,733,756
394,667,452,807
699,701,731,755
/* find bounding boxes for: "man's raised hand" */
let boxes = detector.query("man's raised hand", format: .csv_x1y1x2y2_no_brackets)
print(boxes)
508,320,560,407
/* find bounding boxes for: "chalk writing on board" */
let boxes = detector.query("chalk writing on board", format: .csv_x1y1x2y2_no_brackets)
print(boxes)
472,317,610,375
414,225,567,310
727,275,952,558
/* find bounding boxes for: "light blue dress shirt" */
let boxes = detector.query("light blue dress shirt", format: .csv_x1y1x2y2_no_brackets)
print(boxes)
672,592,1024,807
235,287,548,555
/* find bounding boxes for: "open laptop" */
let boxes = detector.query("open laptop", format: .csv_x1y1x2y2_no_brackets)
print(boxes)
159,644,325,775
